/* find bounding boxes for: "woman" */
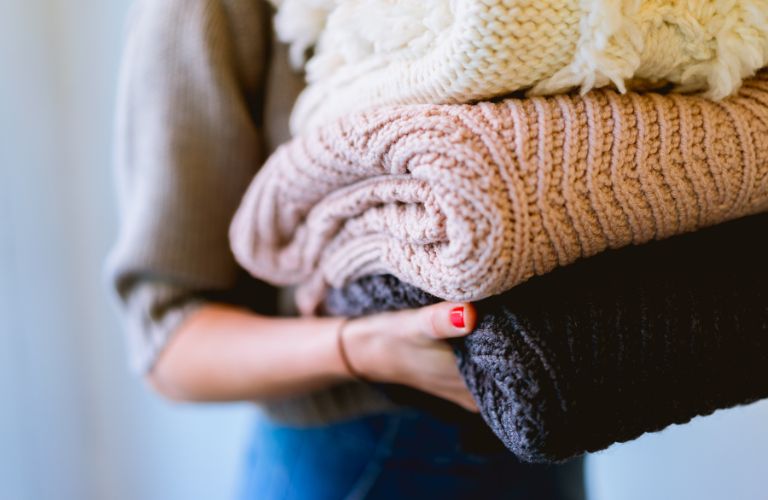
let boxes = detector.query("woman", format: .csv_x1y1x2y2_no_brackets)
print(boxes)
107,0,582,498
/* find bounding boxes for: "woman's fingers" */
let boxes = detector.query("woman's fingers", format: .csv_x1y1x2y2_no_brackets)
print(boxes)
455,393,480,413
415,302,477,339
406,302,481,412
431,384,480,413
435,367,480,412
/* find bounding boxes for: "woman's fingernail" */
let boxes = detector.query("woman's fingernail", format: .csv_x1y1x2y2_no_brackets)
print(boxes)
450,306,465,329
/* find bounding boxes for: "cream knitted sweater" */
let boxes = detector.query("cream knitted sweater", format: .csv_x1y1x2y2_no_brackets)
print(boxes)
270,0,768,134
230,71,768,314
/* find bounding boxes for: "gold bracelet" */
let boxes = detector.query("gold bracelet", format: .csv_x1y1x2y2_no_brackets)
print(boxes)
336,318,365,381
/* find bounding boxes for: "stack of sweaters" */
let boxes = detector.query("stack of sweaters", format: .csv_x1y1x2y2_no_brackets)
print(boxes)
270,0,768,133
230,1,768,463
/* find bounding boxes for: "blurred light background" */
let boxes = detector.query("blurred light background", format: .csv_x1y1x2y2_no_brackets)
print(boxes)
0,1,767,499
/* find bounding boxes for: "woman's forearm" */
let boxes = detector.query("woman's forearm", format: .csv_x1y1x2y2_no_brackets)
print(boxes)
148,304,352,402
146,301,479,412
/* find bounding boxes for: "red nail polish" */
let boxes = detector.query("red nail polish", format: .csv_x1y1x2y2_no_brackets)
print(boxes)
450,306,465,329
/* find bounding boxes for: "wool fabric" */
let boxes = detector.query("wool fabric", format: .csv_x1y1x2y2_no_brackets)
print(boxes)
324,212,768,463
230,72,768,315
269,0,768,133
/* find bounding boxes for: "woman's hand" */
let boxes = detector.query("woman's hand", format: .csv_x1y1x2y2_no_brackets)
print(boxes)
341,303,479,413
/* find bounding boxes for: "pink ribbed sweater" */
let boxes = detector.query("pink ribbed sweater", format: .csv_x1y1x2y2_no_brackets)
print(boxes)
230,72,768,314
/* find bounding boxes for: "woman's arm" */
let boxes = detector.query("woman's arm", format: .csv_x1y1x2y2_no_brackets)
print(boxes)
108,0,478,413
107,0,275,373
149,302,479,412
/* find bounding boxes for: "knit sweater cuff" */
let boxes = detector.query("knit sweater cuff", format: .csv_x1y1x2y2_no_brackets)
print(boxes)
115,280,205,374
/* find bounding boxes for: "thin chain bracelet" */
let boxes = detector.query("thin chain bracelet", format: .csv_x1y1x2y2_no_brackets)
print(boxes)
336,317,366,381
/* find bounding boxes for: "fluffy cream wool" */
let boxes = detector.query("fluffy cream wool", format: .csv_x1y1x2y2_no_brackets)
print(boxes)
230,72,768,314
269,0,768,134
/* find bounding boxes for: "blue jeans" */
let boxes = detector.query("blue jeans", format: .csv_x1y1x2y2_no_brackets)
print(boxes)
238,409,583,500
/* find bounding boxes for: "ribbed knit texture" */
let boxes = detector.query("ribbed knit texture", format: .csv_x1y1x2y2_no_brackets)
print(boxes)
324,212,768,463
270,0,768,133
230,72,768,315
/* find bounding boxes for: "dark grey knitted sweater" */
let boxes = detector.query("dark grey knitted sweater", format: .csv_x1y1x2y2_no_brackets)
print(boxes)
324,213,768,463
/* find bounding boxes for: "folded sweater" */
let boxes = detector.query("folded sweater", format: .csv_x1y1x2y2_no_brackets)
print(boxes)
230,72,768,315
324,212,768,463
269,0,768,132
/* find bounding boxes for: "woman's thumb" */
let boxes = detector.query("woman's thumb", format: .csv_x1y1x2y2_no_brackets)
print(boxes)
415,302,477,339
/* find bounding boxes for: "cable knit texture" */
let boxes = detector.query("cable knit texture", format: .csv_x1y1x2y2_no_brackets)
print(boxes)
230,72,768,315
324,213,768,463
269,0,768,133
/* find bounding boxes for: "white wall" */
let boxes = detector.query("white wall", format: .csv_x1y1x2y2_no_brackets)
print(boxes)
586,400,768,500
0,1,254,499
2,1,767,499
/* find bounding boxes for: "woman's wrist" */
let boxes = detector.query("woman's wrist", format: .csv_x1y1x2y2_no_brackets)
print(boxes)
336,318,366,380
336,316,386,382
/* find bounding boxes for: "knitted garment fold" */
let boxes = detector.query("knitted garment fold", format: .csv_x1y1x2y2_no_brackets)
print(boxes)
324,213,768,463
269,0,768,133
230,72,768,315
